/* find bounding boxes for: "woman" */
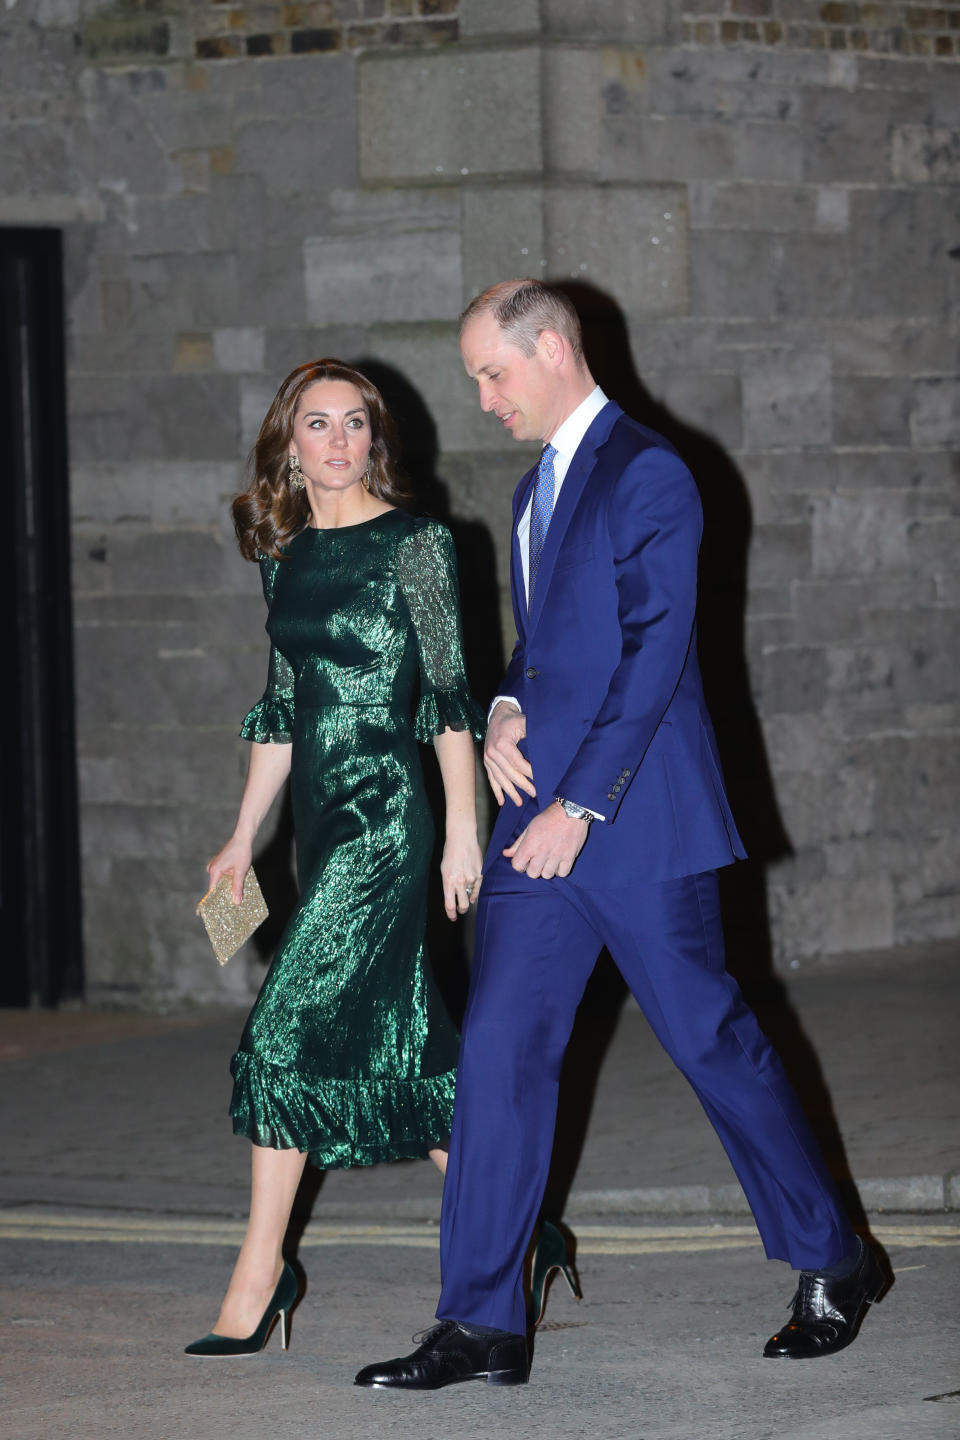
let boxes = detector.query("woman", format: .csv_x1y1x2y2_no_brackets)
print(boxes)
185,360,485,1356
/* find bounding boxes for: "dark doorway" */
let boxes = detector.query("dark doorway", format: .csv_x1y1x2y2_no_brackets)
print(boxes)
0,228,83,1005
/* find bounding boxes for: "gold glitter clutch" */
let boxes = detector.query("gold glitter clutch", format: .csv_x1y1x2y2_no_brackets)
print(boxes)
196,869,269,966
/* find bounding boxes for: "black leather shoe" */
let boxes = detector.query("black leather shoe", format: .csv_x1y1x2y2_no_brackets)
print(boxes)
354,1320,529,1389
763,1240,885,1358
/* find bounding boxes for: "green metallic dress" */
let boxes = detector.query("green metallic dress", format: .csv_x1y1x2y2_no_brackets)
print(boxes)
230,508,483,1170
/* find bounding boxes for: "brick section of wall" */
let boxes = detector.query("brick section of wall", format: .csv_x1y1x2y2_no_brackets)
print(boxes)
682,1,960,57
3,0,958,1001
73,0,459,64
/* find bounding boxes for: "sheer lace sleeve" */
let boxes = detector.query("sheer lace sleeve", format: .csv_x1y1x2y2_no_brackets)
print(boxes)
396,521,484,744
239,555,295,743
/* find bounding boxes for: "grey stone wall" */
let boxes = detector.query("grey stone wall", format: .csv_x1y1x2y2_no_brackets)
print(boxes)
1,0,957,1003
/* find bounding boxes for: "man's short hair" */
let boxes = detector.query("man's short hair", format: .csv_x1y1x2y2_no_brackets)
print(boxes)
460,279,584,364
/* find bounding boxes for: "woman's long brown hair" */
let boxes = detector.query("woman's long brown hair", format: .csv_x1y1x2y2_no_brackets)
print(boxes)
232,359,408,561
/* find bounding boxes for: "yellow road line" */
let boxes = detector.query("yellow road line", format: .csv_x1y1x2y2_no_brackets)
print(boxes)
0,1212,957,1252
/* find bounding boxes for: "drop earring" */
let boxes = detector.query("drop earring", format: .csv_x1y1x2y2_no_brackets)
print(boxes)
288,454,305,491
361,467,371,491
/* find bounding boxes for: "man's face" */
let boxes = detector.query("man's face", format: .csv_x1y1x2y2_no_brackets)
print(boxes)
459,312,559,444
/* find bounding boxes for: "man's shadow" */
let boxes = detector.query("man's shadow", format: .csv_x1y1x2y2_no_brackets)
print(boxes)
542,281,868,1230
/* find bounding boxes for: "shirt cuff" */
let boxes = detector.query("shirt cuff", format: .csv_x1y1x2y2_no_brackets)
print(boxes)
488,694,522,722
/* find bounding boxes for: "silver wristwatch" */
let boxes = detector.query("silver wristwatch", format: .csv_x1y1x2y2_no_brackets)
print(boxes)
554,796,594,823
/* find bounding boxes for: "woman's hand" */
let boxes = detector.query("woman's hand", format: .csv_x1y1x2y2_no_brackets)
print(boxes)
203,741,292,906
433,726,483,920
205,833,254,906
440,829,484,921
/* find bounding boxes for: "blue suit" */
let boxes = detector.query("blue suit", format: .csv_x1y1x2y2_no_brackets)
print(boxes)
437,402,853,1335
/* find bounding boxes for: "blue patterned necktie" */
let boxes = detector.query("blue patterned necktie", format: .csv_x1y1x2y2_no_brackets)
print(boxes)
528,443,557,607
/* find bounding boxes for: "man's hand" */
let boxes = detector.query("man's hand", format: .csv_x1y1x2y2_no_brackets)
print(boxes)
484,702,537,808
503,801,589,880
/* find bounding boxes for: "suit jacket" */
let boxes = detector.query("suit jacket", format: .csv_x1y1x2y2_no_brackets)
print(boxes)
485,399,746,887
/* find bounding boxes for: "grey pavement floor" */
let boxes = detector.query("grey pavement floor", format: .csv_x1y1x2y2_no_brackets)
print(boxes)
1,941,958,1438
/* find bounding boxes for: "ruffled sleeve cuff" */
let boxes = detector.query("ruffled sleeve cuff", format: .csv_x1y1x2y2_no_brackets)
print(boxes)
415,686,485,745
239,696,294,744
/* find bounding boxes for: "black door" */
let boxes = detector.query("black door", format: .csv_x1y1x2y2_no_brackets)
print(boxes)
0,228,83,1005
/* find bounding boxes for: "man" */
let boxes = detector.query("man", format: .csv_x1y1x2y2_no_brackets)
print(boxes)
355,280,882,1390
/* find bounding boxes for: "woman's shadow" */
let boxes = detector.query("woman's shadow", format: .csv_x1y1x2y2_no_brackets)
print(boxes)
541,281,870,1234
356,356,506,1022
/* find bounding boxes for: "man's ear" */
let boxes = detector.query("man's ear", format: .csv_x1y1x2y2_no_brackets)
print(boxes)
538,328,566,367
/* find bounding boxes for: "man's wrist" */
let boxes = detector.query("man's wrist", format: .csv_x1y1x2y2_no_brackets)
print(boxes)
489,695,522,723
554,796,595,823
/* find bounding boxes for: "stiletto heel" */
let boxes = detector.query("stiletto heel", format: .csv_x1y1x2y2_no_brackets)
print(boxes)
185,1260,299,1357
530,1220,581,1326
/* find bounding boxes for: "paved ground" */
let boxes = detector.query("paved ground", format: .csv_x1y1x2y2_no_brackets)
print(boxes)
1,941,958,1438
3,1219,959,1440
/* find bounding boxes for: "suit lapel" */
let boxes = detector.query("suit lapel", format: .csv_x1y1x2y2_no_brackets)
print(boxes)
526,402,621,635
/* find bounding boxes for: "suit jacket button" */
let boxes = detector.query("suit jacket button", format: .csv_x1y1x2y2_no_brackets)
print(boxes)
525,667,538,678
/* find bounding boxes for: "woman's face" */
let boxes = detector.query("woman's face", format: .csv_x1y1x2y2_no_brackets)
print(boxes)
289,379,373,496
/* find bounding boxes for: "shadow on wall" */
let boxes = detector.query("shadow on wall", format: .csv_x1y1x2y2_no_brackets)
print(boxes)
353,356,506,709
542,282,866,1232
356,357,506,1024
556,278,792,983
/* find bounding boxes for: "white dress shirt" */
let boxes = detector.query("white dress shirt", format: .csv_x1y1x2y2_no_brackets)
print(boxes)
492,385,610,820
516,386,609,604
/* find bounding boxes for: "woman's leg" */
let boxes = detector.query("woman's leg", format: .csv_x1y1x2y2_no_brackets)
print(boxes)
429,1148,448,1176
213,1143,307,1338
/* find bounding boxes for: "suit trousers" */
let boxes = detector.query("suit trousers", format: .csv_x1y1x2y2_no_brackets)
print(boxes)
436,858,855,1335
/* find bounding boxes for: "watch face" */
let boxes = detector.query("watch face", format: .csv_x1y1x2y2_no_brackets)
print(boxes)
559,799,589,820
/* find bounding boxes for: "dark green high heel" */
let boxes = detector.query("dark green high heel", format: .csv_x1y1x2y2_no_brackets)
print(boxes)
530,1220,582,1326
184,1261,299,1357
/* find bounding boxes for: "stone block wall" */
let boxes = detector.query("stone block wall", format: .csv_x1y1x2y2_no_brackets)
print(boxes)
1,0,957,1002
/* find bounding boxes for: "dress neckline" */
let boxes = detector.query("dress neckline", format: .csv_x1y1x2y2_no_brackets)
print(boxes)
302,508,402,537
